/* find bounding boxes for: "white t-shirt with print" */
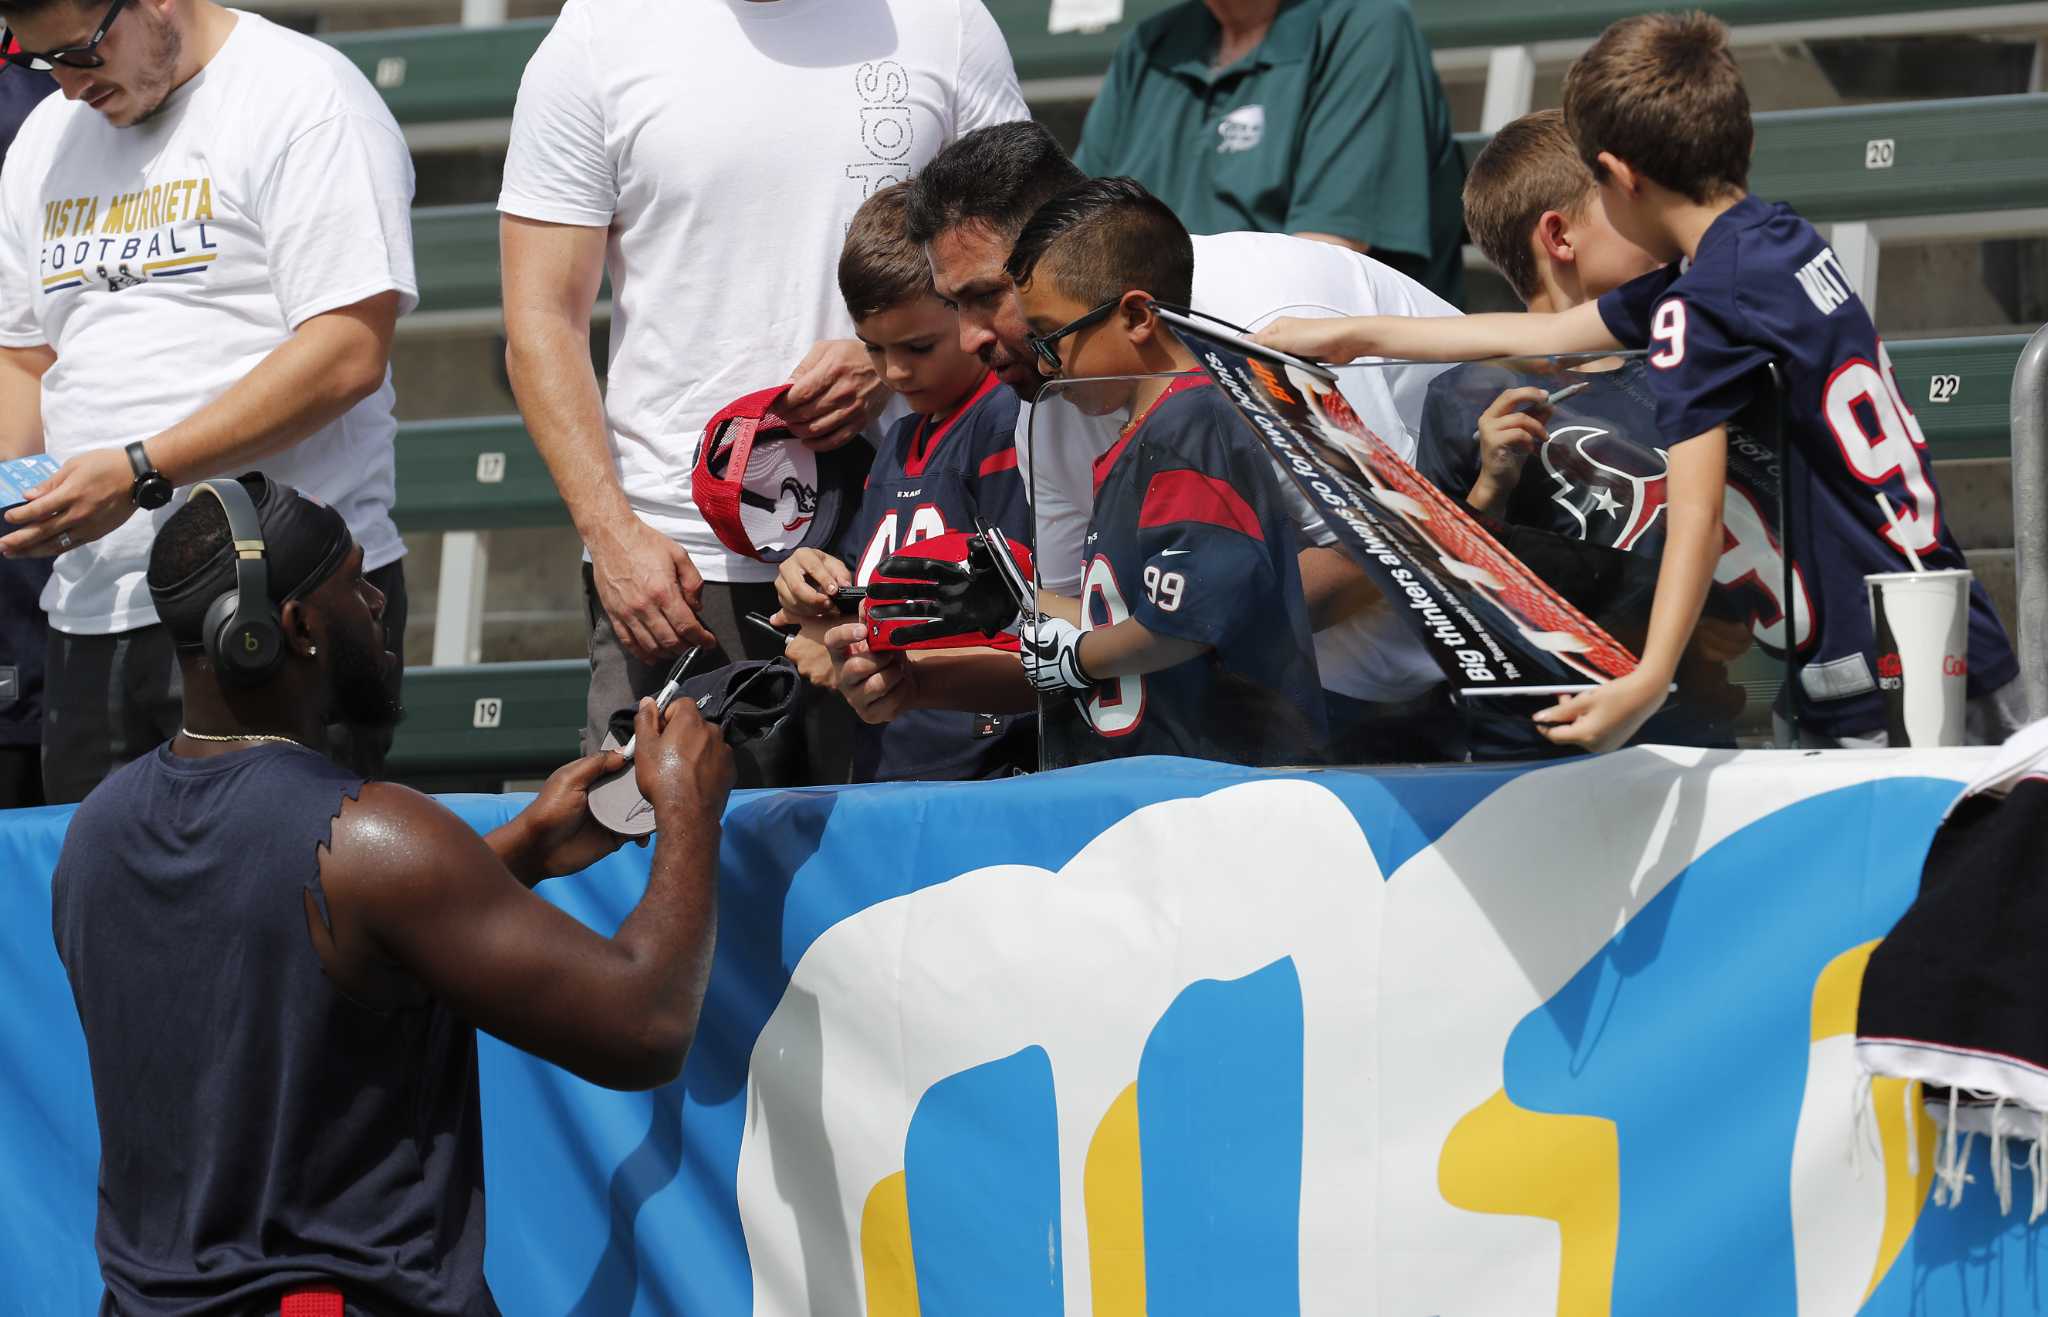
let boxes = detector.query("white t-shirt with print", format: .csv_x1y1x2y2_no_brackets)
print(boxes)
1019,231,1459,701
498,0,1028,584
0,11,415,636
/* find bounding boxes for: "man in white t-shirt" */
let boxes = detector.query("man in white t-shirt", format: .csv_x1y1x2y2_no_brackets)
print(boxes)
834,122,1466,760
498,0,1027,784
0,0,414,802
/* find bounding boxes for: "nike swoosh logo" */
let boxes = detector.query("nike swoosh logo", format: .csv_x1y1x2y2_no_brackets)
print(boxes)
1160,549,1192,557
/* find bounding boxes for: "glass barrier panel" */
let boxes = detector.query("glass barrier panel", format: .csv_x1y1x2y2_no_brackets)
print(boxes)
1024,346,1795,771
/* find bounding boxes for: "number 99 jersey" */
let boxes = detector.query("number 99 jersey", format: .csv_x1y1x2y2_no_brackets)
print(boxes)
1597,195,2017,736
1046,376,1327,768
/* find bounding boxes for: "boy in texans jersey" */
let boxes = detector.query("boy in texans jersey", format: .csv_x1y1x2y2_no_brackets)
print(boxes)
1417,110,1750,755
1259,12,2020,751
773,183,1035,781
1005,177,1326,766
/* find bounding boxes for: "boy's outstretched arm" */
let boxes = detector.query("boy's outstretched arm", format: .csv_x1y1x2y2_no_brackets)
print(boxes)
1533,427,1726,752
1254,300,1620,364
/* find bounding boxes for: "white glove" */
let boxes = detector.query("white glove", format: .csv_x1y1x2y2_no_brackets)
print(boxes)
1019,615,1093,693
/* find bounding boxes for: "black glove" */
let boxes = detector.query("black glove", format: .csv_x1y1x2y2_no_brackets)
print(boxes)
865,536,1024,645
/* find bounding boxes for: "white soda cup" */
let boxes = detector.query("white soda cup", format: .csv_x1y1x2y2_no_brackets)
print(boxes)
1865,568,1971,747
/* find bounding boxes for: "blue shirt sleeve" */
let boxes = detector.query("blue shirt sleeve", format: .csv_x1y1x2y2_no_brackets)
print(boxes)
1597,263,1680,348
1642,286,1775,445
1415,364,1498,500
1126,420,1281,648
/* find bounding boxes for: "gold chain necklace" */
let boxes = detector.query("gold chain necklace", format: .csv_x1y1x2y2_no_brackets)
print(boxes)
179,728,305,748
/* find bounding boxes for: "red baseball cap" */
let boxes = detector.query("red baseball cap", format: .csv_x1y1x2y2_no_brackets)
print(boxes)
690,385,864,562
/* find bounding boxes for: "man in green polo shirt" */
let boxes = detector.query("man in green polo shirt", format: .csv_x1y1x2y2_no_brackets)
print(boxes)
1074,0,1463,305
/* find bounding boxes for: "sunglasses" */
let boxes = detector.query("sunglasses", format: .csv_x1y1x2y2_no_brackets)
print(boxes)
3,0,129,71
1025,297,1122,376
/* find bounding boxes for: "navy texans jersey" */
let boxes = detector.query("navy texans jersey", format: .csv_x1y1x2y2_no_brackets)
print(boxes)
1598,196,2018,735
836,372,1036,781
1419,359,1669,558
1419,359,1746,757
1044,376,1327,768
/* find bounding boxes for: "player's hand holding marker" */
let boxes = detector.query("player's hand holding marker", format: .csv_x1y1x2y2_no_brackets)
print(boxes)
1018,616,1093,694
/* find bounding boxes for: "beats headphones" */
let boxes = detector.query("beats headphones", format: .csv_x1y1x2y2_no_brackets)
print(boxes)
189,480,285,686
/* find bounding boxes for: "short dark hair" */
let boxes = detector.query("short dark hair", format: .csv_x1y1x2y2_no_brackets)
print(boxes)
1562,11,1752,204
904,121,1087,247
838,183,933,322
1463,110,1598,303
1003,177,1194,309
147,489,233,598
0,0,82,19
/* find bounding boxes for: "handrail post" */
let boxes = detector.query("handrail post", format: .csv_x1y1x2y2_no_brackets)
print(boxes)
2010,323,2048,721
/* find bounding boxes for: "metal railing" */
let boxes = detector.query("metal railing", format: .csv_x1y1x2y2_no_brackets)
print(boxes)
2012,322,2048,720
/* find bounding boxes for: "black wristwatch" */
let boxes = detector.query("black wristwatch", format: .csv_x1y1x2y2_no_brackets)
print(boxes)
126,441,171,510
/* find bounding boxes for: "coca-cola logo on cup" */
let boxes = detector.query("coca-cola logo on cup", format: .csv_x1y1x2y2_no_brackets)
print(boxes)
1944,654,1969,677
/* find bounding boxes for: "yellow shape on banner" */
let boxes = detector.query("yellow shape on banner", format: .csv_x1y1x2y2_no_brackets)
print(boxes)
1862,1075,1936,1305
1806,939,1937,1304
1440,1089,1618,1317
861,1171,921,1317
1809,939,1879,1041
1086,1081,1148,1315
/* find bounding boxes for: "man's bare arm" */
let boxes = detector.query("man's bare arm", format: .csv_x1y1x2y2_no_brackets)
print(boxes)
1295,232,1370,255
320,700,733,1091
0,345,52,459
0,297,398,556
147,293,401,479
501,215,710,658
500,216,620,550
1254,299,1620,364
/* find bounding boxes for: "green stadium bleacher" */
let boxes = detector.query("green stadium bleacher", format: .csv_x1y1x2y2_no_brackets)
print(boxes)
391,416,565,534
1746,95,2048,225
330,19,549,125
411,203,507,324
1887,334,2032,462
328,2,2048,122
386,658,586,784
414,95,2048,320
1410,0,2041,51
1452,94,2048,227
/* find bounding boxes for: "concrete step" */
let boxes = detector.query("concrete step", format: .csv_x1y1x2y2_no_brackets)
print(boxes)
1969,547,2019,638
1935,456,2014,553
400,526,590,666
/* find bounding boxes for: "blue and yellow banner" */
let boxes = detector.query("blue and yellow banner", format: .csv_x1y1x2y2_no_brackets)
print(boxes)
2,748,2043,1314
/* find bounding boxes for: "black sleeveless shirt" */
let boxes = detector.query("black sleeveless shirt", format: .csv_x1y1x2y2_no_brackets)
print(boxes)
51,743,495,1317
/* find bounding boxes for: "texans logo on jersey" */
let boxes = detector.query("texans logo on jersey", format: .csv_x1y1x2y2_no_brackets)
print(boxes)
1539,425,1669,551
779,477,819,533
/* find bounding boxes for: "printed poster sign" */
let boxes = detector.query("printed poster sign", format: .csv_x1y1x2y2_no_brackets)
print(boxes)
1167,313,1640,696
